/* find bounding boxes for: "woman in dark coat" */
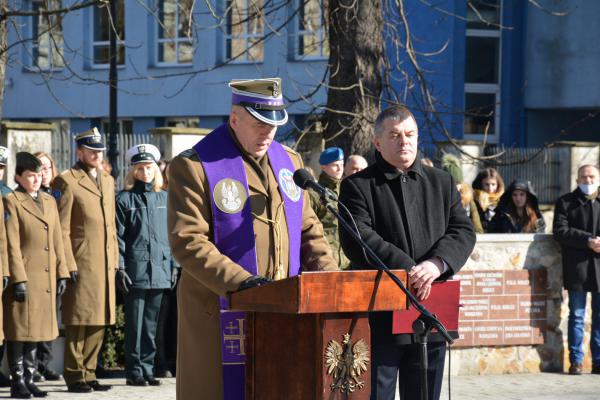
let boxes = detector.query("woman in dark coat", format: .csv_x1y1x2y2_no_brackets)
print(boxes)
472,168,505,232
115,144,180,387
489,179,546,233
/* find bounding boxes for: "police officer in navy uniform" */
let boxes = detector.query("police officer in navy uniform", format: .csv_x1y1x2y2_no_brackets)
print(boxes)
116,144,180,387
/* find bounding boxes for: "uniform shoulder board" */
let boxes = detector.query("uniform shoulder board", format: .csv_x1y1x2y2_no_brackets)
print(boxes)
40,192,52,200
282,144,298,156
179,148,195,158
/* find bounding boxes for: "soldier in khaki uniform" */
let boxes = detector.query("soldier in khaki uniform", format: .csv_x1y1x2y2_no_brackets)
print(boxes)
52,128,118,393
4,152,70,398
168,78,338,400
0,146,11,388
309,147,351,269
0,148,9,387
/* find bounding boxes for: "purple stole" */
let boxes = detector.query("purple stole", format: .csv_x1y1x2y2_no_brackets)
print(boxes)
193,123,303,399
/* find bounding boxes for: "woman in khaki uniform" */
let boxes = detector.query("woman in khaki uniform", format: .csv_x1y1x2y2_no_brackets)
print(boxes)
4,152,69,398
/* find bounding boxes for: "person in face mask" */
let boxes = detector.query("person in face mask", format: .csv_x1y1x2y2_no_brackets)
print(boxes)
553,164,600,375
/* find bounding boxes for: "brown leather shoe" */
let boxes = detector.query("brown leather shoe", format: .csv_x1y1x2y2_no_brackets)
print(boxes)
569,363,583,375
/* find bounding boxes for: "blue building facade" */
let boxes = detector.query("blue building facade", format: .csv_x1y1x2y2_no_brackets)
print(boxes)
3,0,598,150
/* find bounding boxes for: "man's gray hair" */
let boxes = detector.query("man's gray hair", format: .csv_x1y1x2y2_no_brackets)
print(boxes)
577,164,600,176
374,105,416,136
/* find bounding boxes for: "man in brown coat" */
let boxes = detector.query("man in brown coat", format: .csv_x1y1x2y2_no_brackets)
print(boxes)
52,128,119,393
4,152,70,398
168,78,338,400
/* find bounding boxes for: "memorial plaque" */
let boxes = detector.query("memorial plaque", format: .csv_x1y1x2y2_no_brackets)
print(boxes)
453,269,547,347
459,272,474,296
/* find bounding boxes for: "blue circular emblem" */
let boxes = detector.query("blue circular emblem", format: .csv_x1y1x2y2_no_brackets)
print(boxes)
278,168,301,202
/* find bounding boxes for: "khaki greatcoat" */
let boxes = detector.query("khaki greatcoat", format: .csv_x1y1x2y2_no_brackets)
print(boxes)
52,165,118,326
0,198,9,342
3,191,69,341
168,142,338,400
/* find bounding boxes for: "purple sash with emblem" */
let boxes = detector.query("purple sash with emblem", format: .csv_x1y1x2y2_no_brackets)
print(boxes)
193,123,303,400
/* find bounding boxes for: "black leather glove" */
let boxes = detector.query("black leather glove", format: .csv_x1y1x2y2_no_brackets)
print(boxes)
237,275,272,292
57,279,67,296
2,277,8,290
116,269,132,294
171,268,181,290
70,271,78,284
14,282,27,302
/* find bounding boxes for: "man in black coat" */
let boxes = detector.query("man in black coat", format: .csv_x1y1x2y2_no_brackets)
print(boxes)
339,105,476,400
553,164,600,375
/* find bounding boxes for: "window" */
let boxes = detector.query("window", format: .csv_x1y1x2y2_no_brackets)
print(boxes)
294,0,328,59
464,0,501,140
166,117,199,128
224,0,264,62
31,0,64,69
92,0,125,66
101,119,133,135
156,0,194,64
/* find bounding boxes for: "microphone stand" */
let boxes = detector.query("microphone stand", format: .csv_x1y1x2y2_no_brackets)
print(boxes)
320,195,453,400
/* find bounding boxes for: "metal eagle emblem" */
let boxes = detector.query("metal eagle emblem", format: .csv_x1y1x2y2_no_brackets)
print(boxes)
325,333,370,393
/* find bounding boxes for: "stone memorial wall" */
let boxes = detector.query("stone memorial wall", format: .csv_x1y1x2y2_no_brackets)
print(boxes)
447,234,588,376
454,269,546,347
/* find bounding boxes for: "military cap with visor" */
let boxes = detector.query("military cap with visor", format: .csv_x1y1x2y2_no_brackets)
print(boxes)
0,146,8,166
126,143,161,165
74,127,106,150
229,78,288,126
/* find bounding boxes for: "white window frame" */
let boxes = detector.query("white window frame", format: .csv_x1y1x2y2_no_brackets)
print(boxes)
155,0,194,66
463,5,502,143
222,0,265,63
28,0,64,71
292,0,328,60
91,1,125,68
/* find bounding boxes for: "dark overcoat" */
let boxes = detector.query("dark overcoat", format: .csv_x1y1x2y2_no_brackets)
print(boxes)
116,180,178,289
339,153,476,342
553,188,600,292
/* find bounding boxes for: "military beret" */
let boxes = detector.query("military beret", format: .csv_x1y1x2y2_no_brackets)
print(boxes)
126,143,161,165
0,146,8,166
16,152,42,173
319,147,344,165
229,78,288,127
74,127,106,150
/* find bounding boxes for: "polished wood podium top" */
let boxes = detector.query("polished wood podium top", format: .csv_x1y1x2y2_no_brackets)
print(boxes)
229,270,408,314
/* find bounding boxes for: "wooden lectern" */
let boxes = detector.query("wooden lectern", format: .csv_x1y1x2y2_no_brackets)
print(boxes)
229,270,408,400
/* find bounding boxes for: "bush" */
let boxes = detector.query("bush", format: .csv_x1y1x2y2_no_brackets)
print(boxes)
101,304,125,368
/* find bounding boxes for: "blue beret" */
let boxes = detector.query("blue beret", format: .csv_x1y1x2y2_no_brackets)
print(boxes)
319,147,344,165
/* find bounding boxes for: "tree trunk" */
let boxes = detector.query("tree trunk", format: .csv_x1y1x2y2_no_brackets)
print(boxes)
323,0,384,158
0,0,7,121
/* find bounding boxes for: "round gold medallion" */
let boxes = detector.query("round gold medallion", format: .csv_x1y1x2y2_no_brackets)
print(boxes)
213,178,247,214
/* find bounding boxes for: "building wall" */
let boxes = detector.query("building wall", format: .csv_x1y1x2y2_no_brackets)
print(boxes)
524,0,600,146
3,1,328,129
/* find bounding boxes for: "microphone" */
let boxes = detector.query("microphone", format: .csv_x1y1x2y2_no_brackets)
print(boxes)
293,168,338,201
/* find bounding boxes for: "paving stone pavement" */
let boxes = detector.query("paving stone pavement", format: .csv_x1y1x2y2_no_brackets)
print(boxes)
0,373,594,399
437,372,600,400
0,378,176,400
